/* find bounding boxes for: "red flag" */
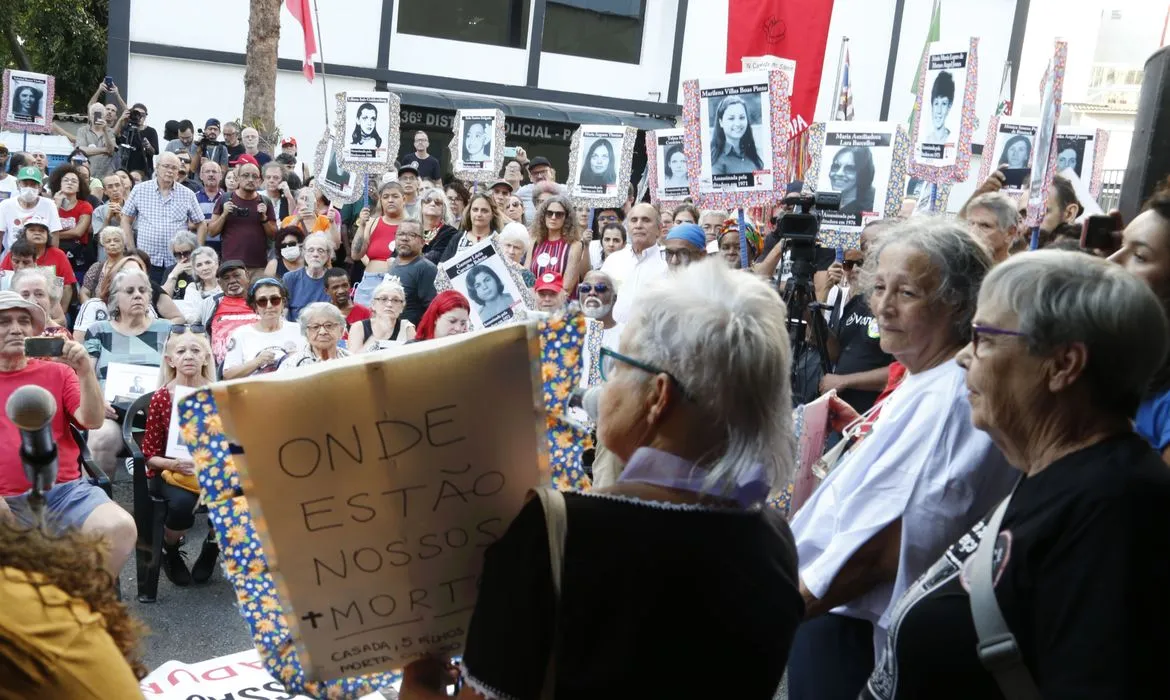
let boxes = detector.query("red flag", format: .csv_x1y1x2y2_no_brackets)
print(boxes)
726,0,835,135
285,0,317,82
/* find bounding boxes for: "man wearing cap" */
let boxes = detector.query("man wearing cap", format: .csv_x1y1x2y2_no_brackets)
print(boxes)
534,270,567,313
601,203,668,323
0,290,136,577
0,144,14,201
513,150,569,222
403,131,441,182
200,260,259,366
0,216,77,310
489,179,513,211
120,152,207,283
0,166,62,253
193,118,229,171
397,164,422,218
662,223,707,271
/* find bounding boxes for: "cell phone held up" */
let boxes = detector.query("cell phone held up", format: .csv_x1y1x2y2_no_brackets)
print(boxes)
1080,213,1122,254
24,336,65,358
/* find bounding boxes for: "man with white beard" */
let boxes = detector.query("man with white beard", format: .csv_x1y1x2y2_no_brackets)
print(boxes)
579,269,622,352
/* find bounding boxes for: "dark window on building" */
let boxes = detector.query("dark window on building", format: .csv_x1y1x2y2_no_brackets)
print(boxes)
542,0,645,64
397,0,531,49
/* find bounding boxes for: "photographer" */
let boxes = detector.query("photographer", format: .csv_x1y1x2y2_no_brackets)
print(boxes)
114,102,158,178
193,118,229,172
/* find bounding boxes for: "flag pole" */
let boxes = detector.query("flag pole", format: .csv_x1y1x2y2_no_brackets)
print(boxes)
312,0,330,127
830,37,848,120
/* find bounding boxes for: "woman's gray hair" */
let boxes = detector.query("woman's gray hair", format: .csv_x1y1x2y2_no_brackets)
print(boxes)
966,192,1020,233
107,267,151,320
190,245,218,271
171,230,198,252
98,225,128,246
11,267,60,303
624,257,794,495
862,217,993,344
419,186,456,227
297,302,346,335
372,276,406,302
980,250,1169,415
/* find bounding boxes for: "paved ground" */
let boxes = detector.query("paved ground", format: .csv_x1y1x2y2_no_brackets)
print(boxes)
111,479,255,672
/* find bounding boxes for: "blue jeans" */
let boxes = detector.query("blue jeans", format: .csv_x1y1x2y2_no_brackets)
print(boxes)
354,271,388,308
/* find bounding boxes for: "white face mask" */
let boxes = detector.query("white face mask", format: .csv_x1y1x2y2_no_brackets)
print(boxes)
17,187,39,204
280,245,301,261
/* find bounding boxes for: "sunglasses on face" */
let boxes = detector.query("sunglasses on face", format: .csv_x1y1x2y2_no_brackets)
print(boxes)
254,295,284,308
842,260,859,270
423,197,443,205
173,250,192,259
545,210,567,219
578,283,611,296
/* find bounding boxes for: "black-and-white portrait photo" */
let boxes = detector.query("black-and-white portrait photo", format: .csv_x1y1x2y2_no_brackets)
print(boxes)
579,137,617,188
570,126,628,199
461,118,493,166
3,70,51,130
320,138,355,197
654,129,689,200
914,45,968,166
342,91,392,164
989,119,1037,191
467,264,516,322
696,74,773,193
439,238,528,329
1055,133,1091,179
816,123,896,231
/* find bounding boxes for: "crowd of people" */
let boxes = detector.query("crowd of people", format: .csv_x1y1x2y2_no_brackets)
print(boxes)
1,79,1170,698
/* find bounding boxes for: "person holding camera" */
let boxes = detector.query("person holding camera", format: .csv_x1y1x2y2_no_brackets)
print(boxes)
192,118,229,172
114,102,158,178
207,160,276,277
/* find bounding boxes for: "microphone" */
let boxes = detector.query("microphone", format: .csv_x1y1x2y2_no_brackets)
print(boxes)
6,385,59,507
568,385,603,423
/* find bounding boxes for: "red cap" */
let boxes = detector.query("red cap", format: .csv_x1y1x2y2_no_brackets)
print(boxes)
534,271,564,294
230,153,260,169
281,137,297,148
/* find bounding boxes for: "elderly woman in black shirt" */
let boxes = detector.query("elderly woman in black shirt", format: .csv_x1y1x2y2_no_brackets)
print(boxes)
400,258,804,699
863,251,1170,699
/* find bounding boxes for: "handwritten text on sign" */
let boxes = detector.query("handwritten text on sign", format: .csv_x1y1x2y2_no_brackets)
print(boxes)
212,325,546,682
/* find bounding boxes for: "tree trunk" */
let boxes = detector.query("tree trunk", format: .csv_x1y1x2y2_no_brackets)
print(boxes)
2,20,32,71
242,0,281,150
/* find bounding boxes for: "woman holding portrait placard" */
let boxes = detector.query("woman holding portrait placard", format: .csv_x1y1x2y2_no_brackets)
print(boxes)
140,329,218,586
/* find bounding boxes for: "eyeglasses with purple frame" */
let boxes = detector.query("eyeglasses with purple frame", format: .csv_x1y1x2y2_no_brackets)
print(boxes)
970,323,1026,356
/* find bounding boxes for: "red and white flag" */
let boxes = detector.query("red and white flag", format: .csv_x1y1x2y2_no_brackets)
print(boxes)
726,0,836,138
285,0,318,82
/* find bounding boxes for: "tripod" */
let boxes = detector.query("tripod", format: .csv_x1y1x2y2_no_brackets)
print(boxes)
782,258,832,403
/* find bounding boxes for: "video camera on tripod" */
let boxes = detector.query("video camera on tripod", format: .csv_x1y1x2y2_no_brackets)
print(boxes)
774,191,841,393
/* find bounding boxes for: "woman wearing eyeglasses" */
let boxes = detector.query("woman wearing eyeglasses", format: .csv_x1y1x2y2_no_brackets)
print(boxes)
528,195,583,295
221,278,303,379
82,267,173,479
349,277,415,353
278,302,350,370
418,186,459,265
400,259,803,699
161,231,199,300
787,219,1018,700
140,329,219,586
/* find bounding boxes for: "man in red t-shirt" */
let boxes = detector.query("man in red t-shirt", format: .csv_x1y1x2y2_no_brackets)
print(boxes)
325,267,369,339
0,291,135,576
201,260,259,367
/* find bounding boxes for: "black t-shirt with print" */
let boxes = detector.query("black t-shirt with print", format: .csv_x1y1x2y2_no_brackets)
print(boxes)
833,295,892,413
863,432,1170,700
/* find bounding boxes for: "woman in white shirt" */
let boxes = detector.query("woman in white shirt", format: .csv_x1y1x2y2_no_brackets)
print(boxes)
786,219,1018,700
221,278,303,378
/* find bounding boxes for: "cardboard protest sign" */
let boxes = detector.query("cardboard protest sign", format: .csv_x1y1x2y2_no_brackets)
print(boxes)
209,323,547,682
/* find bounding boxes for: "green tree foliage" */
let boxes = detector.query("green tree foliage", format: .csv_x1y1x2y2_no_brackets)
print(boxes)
0,0,109,114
